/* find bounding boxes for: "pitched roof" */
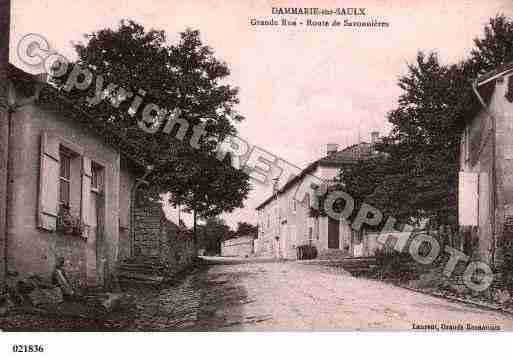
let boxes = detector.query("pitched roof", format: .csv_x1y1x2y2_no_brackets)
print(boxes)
461,61,513,129
8,64,146,172
255,142,376,210
476,61,513,86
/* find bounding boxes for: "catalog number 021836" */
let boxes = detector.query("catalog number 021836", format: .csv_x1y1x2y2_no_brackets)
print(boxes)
12,345,44,353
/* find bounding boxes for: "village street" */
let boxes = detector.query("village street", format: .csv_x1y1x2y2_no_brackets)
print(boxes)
187,260,513,331
3,259,513,331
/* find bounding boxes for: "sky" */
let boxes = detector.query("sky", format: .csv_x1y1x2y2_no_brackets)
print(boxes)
9,0,513,228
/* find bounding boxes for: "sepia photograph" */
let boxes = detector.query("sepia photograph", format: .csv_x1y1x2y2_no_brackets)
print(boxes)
1,0,513,356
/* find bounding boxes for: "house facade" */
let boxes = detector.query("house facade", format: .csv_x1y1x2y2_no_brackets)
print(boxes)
221,235,255,257
255,139,380,259
0,64,191,289
459,62,513,267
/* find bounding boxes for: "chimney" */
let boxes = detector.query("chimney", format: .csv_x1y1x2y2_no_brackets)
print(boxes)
326,143,338,156
272,177,279,196
371,131,379,145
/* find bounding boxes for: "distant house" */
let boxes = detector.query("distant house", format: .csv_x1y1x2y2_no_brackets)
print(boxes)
255,135,380,259
1,64,194,289
221,235,255,257
458,62,513,266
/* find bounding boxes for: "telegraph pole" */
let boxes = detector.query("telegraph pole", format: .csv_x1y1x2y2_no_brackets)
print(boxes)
272,177,280,258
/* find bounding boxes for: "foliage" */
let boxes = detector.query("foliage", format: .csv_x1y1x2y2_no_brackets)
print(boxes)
56,205,83,236
469,14,513,73
163,153,251,221
198,217,231,254
499,237,513,293
51,20,250,222
374,247,414,282
232,221,258,238
296,245,318,260
338,14,513,227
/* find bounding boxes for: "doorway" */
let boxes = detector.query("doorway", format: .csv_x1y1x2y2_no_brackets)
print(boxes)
86,189,104,287
328,218,340,249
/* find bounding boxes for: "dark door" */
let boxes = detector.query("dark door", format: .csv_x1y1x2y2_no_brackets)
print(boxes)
328,218,340,249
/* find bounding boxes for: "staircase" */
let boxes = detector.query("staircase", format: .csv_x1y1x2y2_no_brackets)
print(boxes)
310,250,379,276
317,249,348,260
117,256,168,286
334,257,378,276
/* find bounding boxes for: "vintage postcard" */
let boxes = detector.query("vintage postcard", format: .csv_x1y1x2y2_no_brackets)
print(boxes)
1,0,513,355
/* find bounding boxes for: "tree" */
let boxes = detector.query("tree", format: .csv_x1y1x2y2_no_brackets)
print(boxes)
233,222,258,238
470,14,513,73
199,217,231,255
339,14,513,227
50,20,251,248
165,153,251,247
340,53,472,226
53,21,242,160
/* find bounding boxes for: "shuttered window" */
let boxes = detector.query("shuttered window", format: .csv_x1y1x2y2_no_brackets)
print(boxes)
80,156,92,238
38,132,92,237
458,171,478,226
38,132,60,231
59,150,71,207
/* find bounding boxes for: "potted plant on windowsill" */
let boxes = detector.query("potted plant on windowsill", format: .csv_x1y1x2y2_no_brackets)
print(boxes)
57,205,82,236
57,205,74,234
72,219,86,237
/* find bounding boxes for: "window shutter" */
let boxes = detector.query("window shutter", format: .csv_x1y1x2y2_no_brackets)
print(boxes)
81,156,92,238
458,171,478,226
38,132,60,231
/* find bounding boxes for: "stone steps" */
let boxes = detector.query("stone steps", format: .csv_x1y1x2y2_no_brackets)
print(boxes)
117,256,168,286
117,271,164,283
118,263,165,273
317,249,348,260
305,256,379,276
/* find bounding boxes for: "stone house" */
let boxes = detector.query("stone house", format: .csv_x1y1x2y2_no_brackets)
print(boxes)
1,64,194,289
458,62,513,267
255,137,380,259
221,235,255,257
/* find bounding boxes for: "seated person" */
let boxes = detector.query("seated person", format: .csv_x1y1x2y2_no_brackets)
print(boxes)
52,257,75,298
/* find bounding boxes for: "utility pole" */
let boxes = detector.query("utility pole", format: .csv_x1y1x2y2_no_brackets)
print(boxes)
272,177,280,258
0,0,11,290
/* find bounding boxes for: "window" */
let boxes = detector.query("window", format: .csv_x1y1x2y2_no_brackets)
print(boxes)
292,199,297,212
304,193,310,208
38,132,98,237
308,227,313,239
91,162,103,192
59,150,71,208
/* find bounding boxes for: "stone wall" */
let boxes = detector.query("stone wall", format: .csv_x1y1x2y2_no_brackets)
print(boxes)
133,197,163,257
221,236,254,257
161,221,195,272
132,196,195,274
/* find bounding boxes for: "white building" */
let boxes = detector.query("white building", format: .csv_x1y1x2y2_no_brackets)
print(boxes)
221,235,255,257
255,137,380,259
